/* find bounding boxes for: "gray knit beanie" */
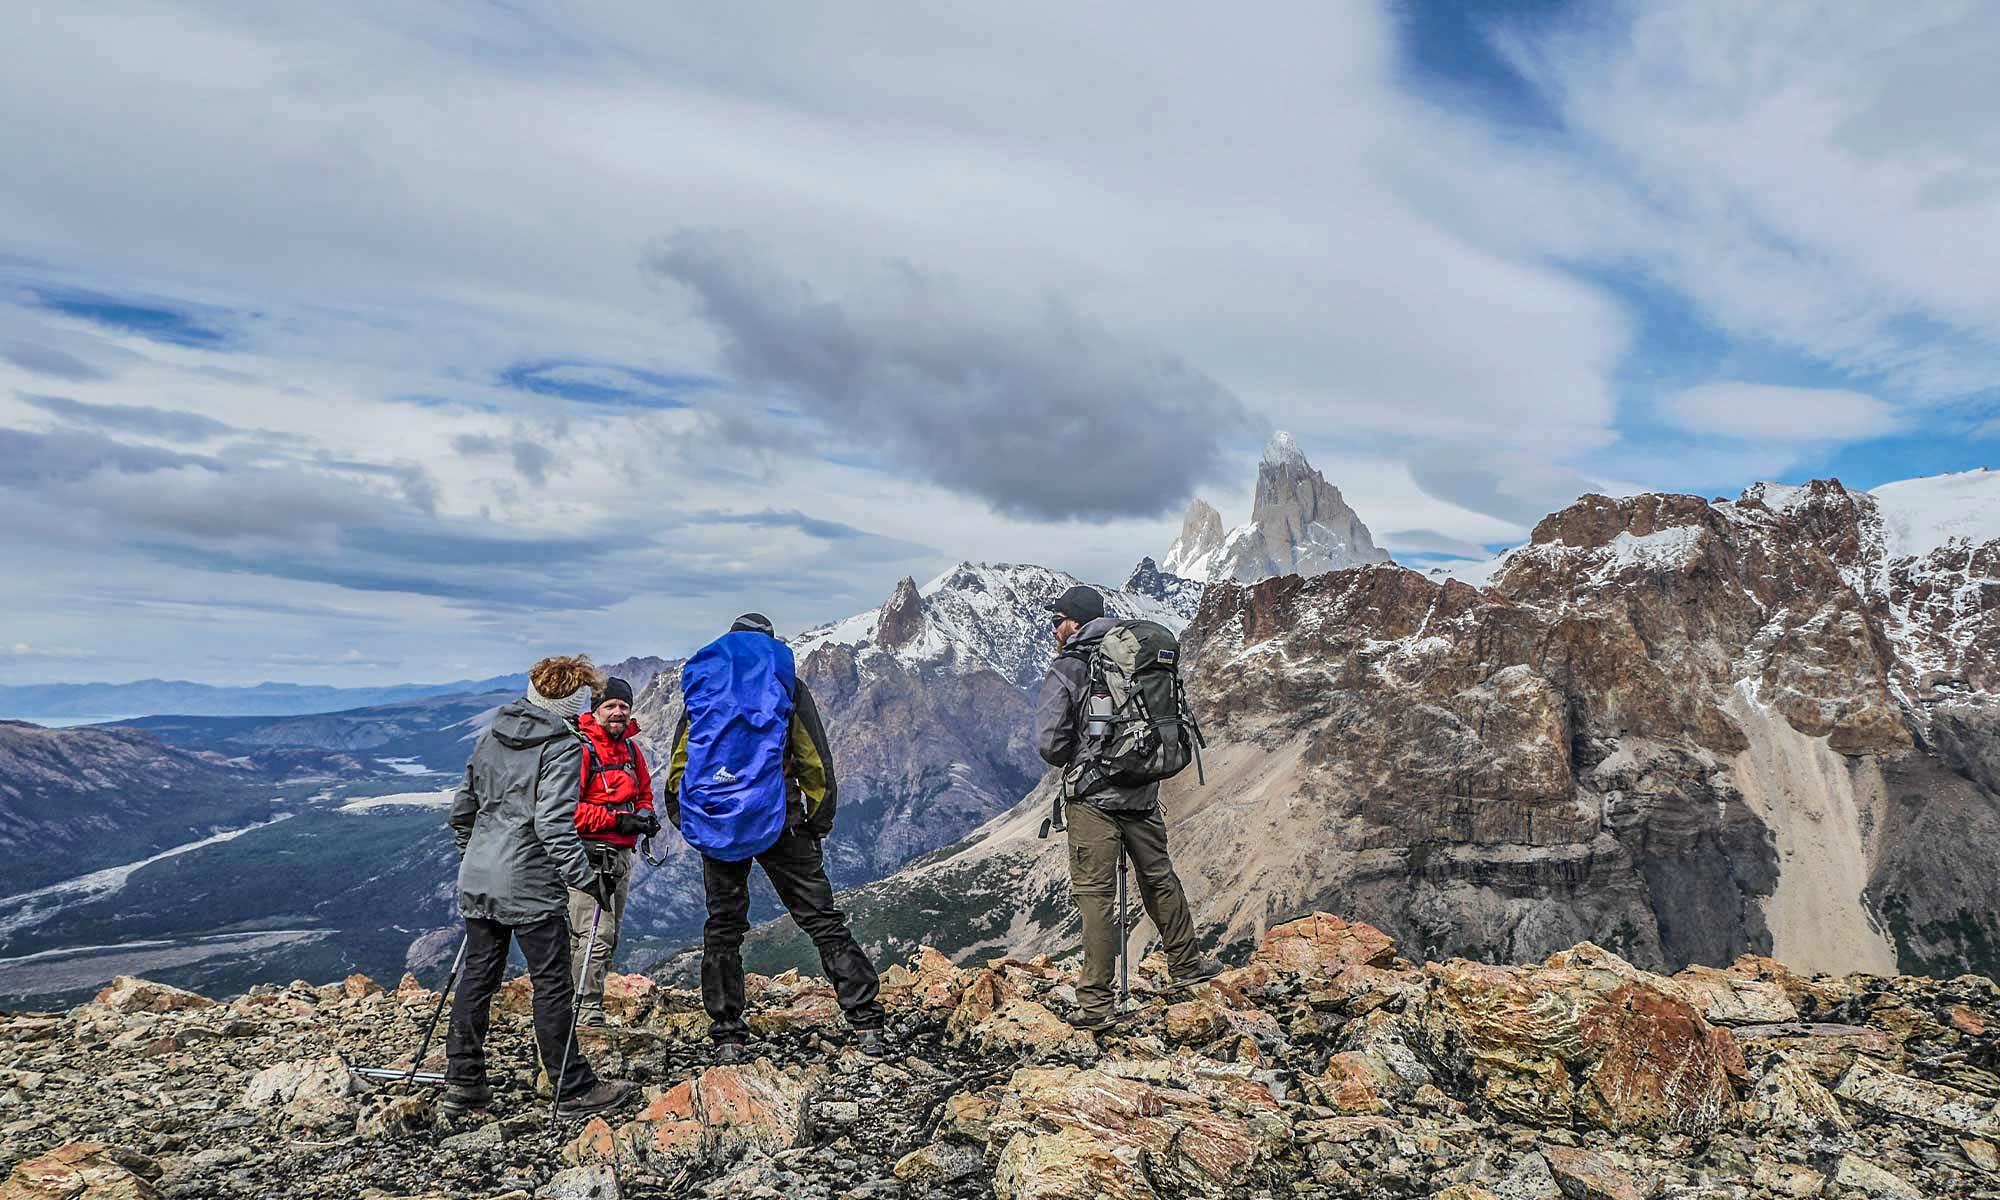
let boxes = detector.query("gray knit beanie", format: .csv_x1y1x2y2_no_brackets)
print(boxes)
526,681,588,720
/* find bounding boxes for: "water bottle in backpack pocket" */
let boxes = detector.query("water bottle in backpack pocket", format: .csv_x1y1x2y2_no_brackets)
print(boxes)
1064,619,1205,799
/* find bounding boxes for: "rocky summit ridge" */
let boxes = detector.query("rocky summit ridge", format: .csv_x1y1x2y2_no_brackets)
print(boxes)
1164,433,1391,584
7,913,2000,1198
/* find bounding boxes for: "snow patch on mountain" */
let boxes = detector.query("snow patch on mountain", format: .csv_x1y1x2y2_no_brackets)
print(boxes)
1871,469,2000,562
793,561,1200,690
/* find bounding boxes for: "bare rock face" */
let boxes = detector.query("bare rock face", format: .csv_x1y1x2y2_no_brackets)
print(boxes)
1164,433,1390,583
1162,498,1226,579
874,576,925,651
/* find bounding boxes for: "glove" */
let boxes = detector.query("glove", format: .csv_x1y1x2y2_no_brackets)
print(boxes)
589,871,616,911
613,810,661,837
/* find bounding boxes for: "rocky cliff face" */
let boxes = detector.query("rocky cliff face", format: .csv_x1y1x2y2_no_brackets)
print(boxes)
766,475,2000,983
9,916,1997,1199
1164,433,1390,583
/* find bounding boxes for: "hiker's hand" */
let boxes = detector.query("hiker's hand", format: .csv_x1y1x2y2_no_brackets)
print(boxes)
591,872,616,911
610,810,660,837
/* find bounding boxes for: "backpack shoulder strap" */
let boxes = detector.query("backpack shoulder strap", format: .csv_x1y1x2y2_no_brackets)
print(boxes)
570,726,600,794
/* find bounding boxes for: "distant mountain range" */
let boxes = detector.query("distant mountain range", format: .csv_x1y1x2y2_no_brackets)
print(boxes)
0,674,529,719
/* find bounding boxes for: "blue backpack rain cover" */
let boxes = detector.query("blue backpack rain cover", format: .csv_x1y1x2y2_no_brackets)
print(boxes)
678,631,797,862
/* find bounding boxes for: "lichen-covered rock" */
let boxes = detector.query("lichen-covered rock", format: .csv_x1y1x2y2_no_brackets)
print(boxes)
1417,945,1743,1135
240,1054,361,1132
600,1061,822,1173
1251,913,1400,977
88,977,214,1015
1834,1057,2000,1139
599,973,655,1024
993,1126,1154,1200
0,1143,160,1200
981,1065,1289,1196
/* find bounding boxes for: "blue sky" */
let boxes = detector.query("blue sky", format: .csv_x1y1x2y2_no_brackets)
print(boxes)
1,1,1995,684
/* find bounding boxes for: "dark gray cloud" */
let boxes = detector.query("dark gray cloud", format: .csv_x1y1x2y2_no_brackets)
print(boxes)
0,426,219,486
2,342,110,381
646,230,1252,522
22,392,238,442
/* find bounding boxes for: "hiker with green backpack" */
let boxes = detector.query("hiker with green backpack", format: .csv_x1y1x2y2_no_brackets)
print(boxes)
1037,585,1222,1031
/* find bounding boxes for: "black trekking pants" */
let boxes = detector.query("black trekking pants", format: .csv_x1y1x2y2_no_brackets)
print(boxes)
700,828,885,1043
446,913,597,1098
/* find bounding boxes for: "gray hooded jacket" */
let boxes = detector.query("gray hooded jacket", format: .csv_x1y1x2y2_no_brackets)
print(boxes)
1035,614,1160,812
449,698,598,924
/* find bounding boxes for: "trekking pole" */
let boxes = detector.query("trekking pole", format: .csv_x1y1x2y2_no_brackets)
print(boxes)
549,898,604,1123
402,932,468,1089
1116,844,1130,1007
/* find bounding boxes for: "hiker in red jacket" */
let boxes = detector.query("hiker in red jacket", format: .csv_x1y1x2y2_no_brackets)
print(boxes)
568,676,658,1025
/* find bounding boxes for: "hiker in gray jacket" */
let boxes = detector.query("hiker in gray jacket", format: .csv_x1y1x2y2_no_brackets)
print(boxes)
1038,585,1220,1031
443,655,632,1119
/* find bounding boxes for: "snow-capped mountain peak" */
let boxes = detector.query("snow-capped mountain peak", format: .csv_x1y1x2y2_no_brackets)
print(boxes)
1164,431,1389,584
791,561,1201,690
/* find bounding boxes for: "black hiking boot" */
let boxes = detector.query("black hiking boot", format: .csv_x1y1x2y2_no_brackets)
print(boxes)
1165,958,1226,993
555,1079,634,1119
439,1081,492,1116
713,1040,748,1065
854,1028,890,1059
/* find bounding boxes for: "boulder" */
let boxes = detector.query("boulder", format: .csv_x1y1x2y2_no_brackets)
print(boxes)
1669,964,1797,1026
354,1093,434,1139
982,1065,1290,1196
600,1061,823,1173
1835,1057,2000,1139
89,977,213,1015
241,1054,362,1132
341,974,383,1000
1830,1155,1922,1199
536,1164,620,1200
1417,945,1743,1136
0,1143,160,1200
1542,1146,1652,1200
1746,1053,1849,1133
958,998,1096,1059
893,1140,985,1184
994,1126,1154,1200
600,973,656,1024
1250,913,1399,978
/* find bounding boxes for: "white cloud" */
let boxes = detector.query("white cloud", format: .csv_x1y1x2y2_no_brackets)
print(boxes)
1489,2,2000,406
1659,383,1902,442
0,0,1983,682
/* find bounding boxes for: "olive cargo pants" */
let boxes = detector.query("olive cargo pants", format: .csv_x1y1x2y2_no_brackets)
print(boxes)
565,845,632,1007
1065,801,1202,1019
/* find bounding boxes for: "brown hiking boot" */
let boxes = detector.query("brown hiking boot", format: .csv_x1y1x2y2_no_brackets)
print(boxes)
555,1079,634,1119
1165,958,1225,993
1071,1009,1130,1034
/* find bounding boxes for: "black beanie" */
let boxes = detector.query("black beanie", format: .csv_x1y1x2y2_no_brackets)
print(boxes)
593,677,633,709
730,612,775,635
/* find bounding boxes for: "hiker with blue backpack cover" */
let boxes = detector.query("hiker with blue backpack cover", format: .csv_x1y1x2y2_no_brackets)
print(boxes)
664,613,889,1061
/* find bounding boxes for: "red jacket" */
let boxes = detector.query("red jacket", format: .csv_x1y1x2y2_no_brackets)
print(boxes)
574,711,655,849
